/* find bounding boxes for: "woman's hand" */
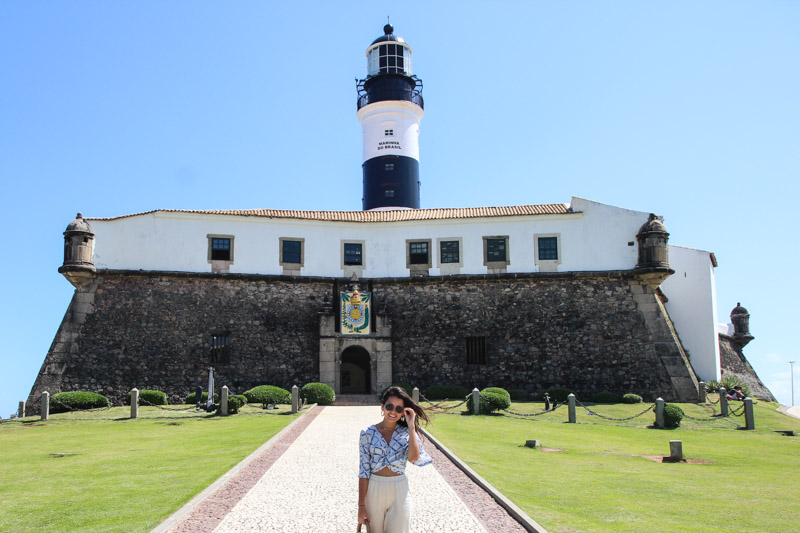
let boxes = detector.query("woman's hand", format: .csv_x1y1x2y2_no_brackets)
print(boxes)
404,407,416,426
358,504,370,526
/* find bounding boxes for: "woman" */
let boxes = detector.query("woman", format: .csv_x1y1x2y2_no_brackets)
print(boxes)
358,386,432,533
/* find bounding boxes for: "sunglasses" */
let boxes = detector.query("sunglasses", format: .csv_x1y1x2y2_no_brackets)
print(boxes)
384,402,405,413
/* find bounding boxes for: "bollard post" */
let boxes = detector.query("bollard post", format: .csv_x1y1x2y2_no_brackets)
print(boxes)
744,397,755,430
567,394,576,423
130,388,139,419
41,391,50,421
412,387,419,404
655,397,665,428
291,385,299,414
698,381,706,403
544,393,551,411
195,386,203,411
472,388,480,415
221,386,229,416
719,388,728,416
669,440,683,461
18,401,25,419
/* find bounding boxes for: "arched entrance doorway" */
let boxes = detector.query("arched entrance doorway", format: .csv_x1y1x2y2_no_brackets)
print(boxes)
341,346,371,394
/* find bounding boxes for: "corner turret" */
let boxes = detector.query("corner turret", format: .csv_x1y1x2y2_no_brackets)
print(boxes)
58,212,96,287
730,302,754,347
635,213,674,287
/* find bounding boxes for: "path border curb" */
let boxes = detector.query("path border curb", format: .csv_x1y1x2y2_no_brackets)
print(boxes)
151,405,317,533
420,427,548,533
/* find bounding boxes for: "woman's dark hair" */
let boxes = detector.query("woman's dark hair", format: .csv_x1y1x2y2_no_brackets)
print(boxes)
381,386,430,433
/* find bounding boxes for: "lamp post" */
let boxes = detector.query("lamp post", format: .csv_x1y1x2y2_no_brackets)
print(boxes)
790,361,795,407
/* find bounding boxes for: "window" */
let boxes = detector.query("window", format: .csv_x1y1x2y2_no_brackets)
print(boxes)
385,129,394,136
385,163,394,171
210,334,230,364
367,43,412,76
409,241,429,265
282,240,302,264
385,190,395,198
466,337,487,365
538,237,558,260
440,240,460,264
486,238,507,262
208,234,234,265
344,243,363,266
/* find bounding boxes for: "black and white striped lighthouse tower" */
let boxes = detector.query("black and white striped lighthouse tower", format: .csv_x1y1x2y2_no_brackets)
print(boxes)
357,24,424,210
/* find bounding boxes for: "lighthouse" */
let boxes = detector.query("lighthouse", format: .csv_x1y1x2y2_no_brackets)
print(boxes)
357,24,424,210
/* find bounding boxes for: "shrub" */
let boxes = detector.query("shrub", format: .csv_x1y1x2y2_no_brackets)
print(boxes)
126,389,167,406
424,385,468,400
216,395,242,415
720,376,751,397
508,389,524,401
301,382,335,405
244,385,291,405
234,394,248,405
184,392,219,405
466,389,511,414
593,391,623,403
534,387,575,402
483,387,511,401
50,391,110,413
703,380,720,394
622,393,643,404
381,382,414,397
662,404,683,428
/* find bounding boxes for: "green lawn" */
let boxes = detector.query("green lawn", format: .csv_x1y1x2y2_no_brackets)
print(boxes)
0,406,298,532
425,400,800,533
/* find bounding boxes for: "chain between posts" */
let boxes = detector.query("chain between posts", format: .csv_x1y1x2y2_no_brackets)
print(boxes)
675,406,727,422
419,392,469,412
574,398,655,421
50,397,114,413
728,403,746,417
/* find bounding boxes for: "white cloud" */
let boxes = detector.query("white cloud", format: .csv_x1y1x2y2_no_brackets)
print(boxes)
765,352,784,364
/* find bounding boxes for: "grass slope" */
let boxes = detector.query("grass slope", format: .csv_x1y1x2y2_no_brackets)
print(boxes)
0,406,297,532
426,400,800,533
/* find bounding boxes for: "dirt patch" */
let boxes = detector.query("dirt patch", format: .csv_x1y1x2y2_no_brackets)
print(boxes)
541,447,565,452
641,455,712,464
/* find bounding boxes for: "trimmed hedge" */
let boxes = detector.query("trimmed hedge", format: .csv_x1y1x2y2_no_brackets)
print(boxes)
216,395,243,415
301,382,335,405
593,391,623,404
184,392,219,404
423,385,468,400
534,387,575,402
126,389,167,406
381,382,414,397
234,394,248,405
622,393,643,404
50,391,110,413
483,387,511,401
662,404,683,428
466,389,511,414
244,385,291,405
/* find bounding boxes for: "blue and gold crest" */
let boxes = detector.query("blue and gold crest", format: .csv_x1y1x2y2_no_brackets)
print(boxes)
340,285,371,335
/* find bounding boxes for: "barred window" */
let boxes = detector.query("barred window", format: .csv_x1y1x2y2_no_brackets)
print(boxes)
466,337,486,365
538,237,558,260
282,240,302,264
210,334,230,364
440,240,460,264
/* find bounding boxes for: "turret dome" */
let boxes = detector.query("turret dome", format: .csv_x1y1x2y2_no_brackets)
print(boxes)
65,212,93,234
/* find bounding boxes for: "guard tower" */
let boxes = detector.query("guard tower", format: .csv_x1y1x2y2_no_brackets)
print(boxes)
357,24,424,210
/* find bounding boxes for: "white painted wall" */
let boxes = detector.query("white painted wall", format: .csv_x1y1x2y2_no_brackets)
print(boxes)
88,197,657,278
661,245,721,381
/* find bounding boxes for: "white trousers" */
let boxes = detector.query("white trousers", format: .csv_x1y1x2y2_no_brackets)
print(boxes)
365,474,413,533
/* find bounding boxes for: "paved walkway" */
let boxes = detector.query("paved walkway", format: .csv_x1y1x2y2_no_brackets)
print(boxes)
782,406,800,419
165,406,530,533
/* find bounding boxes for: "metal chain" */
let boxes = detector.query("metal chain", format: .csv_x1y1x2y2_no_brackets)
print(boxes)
50,397,114,413
500,402,561,417
575,398,655,421
728,404,745,417
138,398,197,411
675,407,726,422
706,396,720,405
419,392,470,412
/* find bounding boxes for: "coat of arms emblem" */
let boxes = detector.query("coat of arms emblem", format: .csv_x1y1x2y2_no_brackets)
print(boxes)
340,285,371,335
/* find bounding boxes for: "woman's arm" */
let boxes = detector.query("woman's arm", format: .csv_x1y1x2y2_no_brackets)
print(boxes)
404,408,420,463
358,478,370,525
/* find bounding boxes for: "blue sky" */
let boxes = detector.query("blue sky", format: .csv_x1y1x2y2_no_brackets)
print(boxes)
1,2,798,416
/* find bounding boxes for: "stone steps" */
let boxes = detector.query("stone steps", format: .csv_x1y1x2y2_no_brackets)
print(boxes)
334,394,379,406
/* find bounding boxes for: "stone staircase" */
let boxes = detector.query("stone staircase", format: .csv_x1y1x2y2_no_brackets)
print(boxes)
334,394,379,406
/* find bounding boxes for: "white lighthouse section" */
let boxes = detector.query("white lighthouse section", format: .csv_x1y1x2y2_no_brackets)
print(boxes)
358,101,423,162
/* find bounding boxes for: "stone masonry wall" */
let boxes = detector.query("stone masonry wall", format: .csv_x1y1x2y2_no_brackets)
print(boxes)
719,334,776,401
29,269,693,407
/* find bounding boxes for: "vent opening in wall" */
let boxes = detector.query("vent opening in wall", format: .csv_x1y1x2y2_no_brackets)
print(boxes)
466,336,487,365
210,334,231,364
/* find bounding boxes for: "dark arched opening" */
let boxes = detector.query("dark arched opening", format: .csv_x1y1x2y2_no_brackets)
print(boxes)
341,346,371,394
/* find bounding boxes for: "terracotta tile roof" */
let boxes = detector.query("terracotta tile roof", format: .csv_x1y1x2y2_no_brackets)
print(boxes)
88,204,577,223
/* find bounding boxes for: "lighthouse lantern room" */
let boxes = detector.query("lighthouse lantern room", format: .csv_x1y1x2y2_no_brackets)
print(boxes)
357,24,424,211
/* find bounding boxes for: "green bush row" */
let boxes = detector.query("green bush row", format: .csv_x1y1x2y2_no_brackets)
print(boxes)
244,385,291,405
423,385,468,400
184,392,219,404
50,391,110,413
466,387,511,414
216,395,243,415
